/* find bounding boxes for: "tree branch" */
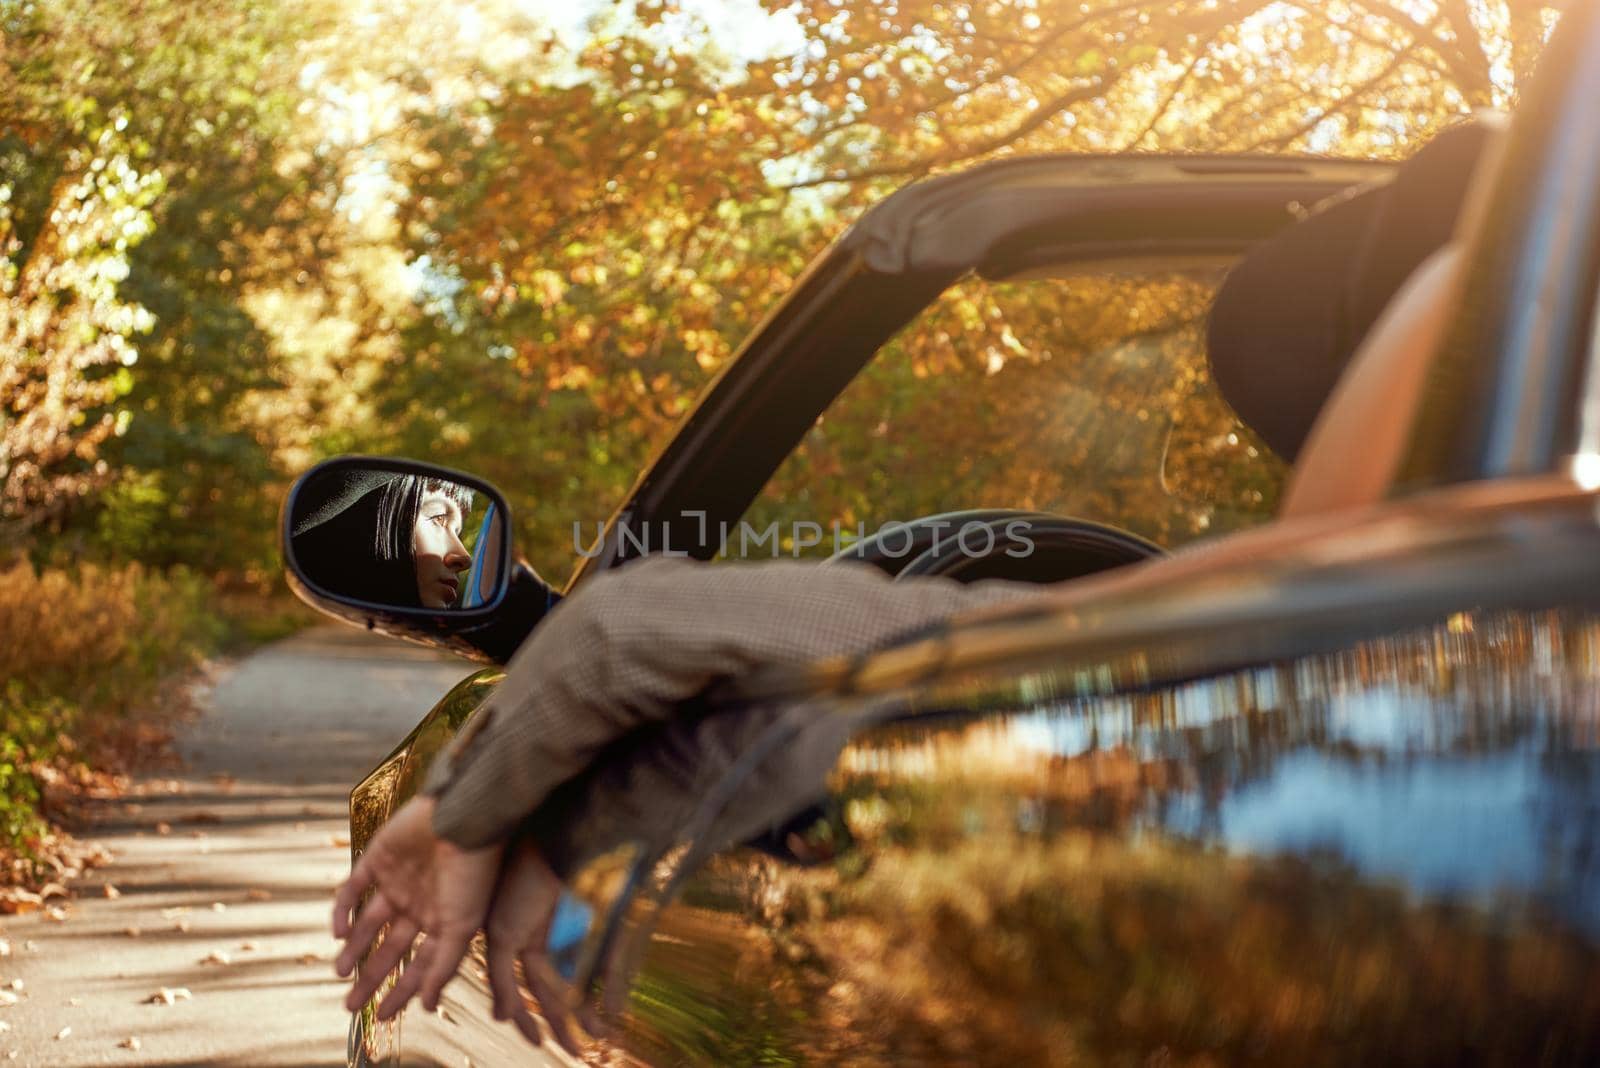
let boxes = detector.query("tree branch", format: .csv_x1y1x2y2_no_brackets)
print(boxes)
778,72,1121,190
1348,0,1495,101
1438,0,1496,96
1121,48,1207,151
1241,35,1425,152
801,0,1161,148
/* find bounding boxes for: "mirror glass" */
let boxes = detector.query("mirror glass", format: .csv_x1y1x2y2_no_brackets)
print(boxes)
288,466,505,611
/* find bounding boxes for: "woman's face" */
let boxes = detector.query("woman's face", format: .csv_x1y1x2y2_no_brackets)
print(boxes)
412,489,471,608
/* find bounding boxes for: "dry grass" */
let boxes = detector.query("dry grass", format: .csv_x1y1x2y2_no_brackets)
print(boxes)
0,561,310,883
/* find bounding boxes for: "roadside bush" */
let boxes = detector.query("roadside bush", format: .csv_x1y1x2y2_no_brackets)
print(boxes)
0,561,308,880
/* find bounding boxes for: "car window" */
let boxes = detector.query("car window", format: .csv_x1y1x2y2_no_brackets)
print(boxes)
739,266,1285,558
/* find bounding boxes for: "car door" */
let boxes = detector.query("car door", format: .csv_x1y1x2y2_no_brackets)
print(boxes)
560,482,1600,1066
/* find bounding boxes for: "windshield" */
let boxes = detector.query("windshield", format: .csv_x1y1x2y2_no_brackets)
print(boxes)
742,265,1283,557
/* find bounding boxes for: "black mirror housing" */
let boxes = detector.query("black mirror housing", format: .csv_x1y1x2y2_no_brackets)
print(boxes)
281,455,557,663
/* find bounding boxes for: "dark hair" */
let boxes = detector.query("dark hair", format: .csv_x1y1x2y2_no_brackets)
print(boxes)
373,476,475,562
291,472,474,608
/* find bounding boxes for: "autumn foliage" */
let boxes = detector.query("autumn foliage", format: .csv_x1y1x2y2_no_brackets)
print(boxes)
0,563,213,872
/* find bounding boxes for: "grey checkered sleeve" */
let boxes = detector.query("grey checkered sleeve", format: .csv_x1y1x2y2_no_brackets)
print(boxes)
423,555,1043,848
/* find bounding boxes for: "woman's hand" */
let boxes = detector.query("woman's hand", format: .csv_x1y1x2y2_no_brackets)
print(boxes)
484,837,588,1053
331,796,504,1018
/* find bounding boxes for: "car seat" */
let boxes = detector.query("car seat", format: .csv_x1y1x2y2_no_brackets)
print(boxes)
1205,119,1505,518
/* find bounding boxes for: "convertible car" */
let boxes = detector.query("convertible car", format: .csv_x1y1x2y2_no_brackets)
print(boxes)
284,5,1600,1065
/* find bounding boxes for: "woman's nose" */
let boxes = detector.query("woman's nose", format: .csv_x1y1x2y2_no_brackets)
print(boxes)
445,533,471,571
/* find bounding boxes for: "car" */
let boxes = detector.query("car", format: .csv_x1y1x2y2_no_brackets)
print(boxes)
284,6,1600,1065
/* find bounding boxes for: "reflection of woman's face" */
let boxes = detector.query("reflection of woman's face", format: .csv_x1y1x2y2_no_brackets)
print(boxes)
412,490,471,608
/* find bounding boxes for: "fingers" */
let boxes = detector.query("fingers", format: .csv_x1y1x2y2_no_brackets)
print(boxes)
335,892,394,977
376,939,434,1021
487,937,544,1046
485,933,521,1023
505,983,546,1049
364,925,472,1021
523,949,584,1056
416,926,474,1013
345,916,419,1012
331,855,375,938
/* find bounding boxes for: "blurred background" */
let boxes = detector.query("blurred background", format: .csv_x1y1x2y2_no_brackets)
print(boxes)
0,0,1560,877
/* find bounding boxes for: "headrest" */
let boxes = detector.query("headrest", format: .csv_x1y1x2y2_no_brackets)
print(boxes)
1207,121,1492,462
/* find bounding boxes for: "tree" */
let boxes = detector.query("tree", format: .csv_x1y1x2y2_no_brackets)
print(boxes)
2,0,352,570
1,3,161,534
371,0,1556,570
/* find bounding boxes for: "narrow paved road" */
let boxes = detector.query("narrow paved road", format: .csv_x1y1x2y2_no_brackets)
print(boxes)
3,625,475,1067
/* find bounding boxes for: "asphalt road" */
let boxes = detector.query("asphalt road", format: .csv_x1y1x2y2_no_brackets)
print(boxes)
2,625,476,1067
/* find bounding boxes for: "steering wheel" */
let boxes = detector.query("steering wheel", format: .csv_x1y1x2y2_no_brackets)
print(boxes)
828,509,1163,584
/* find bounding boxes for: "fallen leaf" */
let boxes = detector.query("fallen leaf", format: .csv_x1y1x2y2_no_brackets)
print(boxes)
123,926,142,938
45,906,67,923
118,1036,141,1051
54,1026,70,1040
102,884,121,900
0,991,16,1007
171,921,191,933
0,891,40,916
198,951,231,966
122,803,143,815
186,811,223,824
297,952,322,965
159,907,190,919
145,987,191,1006
238,941,258,952
245,889,272,902
210,902,227,913
188,831,208,840
154,823,171,836
328,835,350,847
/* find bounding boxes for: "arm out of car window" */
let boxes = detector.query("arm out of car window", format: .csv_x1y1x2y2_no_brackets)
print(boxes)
422,555,1042,848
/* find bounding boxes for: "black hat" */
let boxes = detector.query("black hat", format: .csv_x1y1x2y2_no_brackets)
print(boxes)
291,470,402,537
289,471,419,606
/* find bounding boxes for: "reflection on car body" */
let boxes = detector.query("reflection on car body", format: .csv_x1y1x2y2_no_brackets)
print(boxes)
599,611,1600,1066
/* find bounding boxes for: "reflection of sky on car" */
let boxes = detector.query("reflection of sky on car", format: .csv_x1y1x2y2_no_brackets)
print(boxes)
1007,684,1600,935
1169,743,1580,921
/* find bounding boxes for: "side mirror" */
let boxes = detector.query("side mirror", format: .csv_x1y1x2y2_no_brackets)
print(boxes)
282,456,556,662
